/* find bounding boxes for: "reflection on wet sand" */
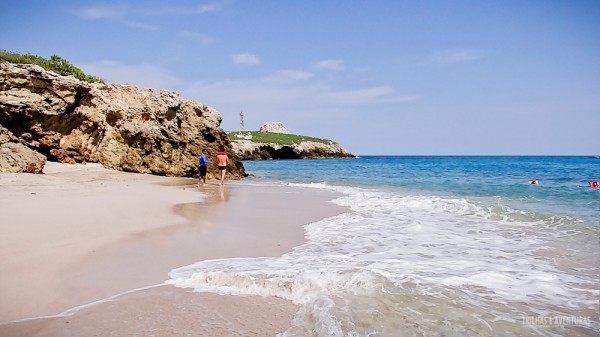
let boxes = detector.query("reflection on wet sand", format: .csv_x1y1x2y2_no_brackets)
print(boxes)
173,183,230,222
156,177,197,187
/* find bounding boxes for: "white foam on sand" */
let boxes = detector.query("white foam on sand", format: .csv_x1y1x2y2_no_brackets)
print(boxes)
168,183,600,336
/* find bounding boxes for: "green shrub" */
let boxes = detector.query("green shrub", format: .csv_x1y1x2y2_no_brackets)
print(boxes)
0,49,104,83
228,131,334,145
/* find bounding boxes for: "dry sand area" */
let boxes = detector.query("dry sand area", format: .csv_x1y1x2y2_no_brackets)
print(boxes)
0,162,346,336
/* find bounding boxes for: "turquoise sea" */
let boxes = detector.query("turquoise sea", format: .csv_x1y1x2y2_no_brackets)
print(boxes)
170,156,600,336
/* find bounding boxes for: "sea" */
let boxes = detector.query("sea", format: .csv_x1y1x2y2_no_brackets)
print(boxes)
169,156,600,337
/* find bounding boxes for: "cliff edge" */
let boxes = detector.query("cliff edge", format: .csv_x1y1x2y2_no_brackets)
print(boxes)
229,127,355,160
0,61,245,178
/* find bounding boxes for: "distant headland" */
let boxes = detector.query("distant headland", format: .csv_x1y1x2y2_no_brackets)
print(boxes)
228,121,355,160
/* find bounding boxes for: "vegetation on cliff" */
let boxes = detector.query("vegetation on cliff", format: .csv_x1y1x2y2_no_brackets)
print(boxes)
0,50,103,83
227,131,334,145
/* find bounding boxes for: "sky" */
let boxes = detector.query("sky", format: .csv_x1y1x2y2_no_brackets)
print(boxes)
1,0,598,155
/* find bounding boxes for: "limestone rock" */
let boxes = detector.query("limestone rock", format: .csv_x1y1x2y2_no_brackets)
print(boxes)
259,121,289,134
231,139,355,160
0,61,245,178
0,142,46,173
0,125,46,173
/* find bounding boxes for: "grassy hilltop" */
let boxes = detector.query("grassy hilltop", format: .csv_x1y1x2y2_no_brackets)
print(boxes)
227,131,334,146
0,50,103,83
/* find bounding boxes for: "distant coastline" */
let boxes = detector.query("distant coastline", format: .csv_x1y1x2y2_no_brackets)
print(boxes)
228,130,355,160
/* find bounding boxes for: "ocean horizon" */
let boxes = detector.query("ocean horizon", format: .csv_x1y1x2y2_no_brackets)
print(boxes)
170,155,599,336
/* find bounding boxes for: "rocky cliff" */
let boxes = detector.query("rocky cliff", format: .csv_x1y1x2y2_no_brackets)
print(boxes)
0,61,245,178
230,122,355,160
231,138,355,160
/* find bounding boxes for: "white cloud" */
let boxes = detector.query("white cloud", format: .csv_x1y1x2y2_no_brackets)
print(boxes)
431,49,485,64
79,60,181,89
179,69,416,131
231,53,261,65
323,86,395,103
195,1,226,13
74,1,232,30
315,59,345,71
266,70,314,81
146,1,230,16
74,5,158,30
77,5,125,20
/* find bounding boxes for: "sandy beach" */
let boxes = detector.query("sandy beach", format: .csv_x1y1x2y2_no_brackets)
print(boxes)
0,162,346,336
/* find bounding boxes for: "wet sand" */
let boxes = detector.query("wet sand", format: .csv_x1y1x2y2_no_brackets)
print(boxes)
0,162,346,336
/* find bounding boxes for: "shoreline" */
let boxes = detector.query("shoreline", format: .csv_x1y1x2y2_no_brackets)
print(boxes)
0,162,347,336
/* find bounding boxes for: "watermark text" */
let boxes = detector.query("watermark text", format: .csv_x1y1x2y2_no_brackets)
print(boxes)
522,316,591,327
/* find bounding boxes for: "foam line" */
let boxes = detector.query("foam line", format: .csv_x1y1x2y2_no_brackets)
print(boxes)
3,283,168,325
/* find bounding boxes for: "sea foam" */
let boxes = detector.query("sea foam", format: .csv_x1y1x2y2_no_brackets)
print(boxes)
168,182,599,336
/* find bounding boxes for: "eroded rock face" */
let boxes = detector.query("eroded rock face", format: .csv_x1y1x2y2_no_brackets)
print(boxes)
232,139,355,160
0,61,245,178
0,125,46,173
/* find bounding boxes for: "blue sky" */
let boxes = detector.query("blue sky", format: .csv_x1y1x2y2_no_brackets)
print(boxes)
1,0,598,155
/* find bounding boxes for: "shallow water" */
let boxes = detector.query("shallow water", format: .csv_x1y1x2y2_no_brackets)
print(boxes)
169,156,599,336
